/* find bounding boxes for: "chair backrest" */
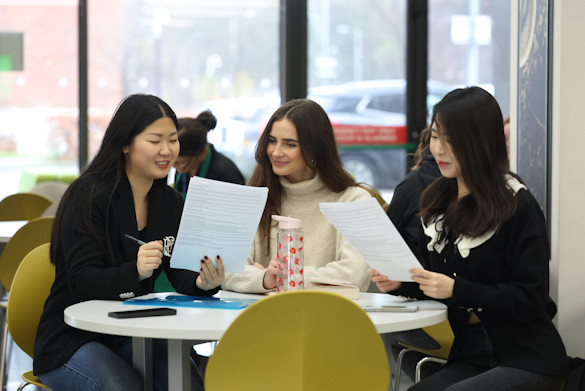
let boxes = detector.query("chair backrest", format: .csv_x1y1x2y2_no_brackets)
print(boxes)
0,193,52,221
6,243,54,358
402,319,454,360
30,181,69,216
421,320,454,359
0,216,54,292
205,291,390,391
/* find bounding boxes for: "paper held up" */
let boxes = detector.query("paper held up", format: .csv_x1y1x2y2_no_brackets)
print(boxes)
170,177,268,274
319,198,422,282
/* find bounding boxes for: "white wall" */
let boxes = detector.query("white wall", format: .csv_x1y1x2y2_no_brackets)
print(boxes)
550,0,585,357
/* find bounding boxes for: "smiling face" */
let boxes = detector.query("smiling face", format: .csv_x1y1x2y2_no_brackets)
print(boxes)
430,121,469,196
123,116,179,184
266,118,315,183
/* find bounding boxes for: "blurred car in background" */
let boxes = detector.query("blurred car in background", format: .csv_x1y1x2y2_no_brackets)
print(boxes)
309,79,454,189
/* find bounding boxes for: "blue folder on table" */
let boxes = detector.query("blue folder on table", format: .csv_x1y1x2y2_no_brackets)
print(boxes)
123,295,258,310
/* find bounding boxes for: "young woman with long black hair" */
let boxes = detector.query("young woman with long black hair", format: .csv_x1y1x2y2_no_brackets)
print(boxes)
370,87,567,391
34,94,225,391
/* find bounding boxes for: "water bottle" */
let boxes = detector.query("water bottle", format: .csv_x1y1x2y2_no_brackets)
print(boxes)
272,215,304,292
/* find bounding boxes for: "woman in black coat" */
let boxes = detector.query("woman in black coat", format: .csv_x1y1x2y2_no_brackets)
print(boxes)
34,94,225,391
370,87,567,391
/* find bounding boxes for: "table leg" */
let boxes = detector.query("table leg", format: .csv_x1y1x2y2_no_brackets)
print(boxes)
168,339,192,391
132,337,154,391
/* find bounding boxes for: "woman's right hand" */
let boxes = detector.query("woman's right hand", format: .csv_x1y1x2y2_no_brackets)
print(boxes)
262,254,278,290
368,268,402,292
136,240,164,281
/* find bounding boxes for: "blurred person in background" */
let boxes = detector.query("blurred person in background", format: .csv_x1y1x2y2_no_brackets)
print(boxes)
173,110,245,198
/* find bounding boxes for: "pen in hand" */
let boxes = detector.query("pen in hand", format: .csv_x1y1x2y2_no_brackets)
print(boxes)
124,234,171,257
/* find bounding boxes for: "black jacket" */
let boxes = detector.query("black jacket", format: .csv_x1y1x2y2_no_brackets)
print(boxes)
387,148,440,260
393,189,568,377
34,173,218,375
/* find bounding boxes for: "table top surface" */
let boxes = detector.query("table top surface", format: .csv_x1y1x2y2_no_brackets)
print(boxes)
65,291,447,341
0,220,27,243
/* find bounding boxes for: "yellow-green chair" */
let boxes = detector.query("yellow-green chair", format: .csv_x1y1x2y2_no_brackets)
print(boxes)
205,290,389,391
0,217,53,387
394,319,454,389
6,243,53,389
0,193,52,221
0,217,54,293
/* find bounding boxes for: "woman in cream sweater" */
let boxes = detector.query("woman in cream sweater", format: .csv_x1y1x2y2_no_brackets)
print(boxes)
222,99,373,293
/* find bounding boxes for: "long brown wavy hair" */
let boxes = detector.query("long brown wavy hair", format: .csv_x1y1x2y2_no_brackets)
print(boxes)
419,86,518,239
249,99,359,240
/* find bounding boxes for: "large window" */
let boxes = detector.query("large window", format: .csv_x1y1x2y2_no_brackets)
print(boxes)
429,0,510,116
88,0,280,181
307,0,409,191
308,0,510,192
0,0,279,201
0,1,78,200
0,0,511,200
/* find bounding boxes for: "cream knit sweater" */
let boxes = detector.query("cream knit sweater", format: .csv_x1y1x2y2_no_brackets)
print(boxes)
221,175,372,293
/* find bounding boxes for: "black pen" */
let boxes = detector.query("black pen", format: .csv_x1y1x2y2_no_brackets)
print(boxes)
124,234,171,257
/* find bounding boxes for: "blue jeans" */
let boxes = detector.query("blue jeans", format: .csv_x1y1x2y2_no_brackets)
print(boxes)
409,362,565,391
409,324,565,391
38,338,205,391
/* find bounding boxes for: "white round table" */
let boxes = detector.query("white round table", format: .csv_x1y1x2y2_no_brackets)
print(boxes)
65,291,447,391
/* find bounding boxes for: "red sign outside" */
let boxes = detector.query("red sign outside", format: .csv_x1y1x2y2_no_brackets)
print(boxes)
332,124,408,146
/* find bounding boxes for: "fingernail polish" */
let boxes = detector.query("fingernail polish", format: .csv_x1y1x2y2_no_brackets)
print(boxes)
204,256,208,260
200,259,204,264
216,255,220,260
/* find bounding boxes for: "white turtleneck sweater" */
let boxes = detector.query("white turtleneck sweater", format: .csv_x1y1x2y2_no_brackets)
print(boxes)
221,175,372,293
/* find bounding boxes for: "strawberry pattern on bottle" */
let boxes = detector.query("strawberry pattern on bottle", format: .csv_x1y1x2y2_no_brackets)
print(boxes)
273,215,304,292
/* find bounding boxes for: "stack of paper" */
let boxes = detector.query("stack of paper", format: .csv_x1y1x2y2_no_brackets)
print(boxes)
306,276,360,300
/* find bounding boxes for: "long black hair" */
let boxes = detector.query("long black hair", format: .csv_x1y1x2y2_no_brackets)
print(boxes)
50,94,178,264
419,86,517,238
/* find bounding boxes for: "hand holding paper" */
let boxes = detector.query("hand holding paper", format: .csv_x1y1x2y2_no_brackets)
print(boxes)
319,198,422,282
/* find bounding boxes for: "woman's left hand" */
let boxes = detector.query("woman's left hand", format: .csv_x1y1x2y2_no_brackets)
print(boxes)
410,268,454,299
196,255,225,290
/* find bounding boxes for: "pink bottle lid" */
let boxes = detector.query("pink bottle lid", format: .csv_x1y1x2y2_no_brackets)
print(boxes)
272,215,302,229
